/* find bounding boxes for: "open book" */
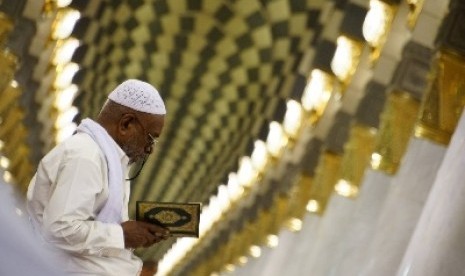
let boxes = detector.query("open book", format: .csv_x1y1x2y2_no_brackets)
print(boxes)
136,201,201,237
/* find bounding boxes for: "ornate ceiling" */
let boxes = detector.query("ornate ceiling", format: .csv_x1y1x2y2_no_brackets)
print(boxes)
73,0,323,210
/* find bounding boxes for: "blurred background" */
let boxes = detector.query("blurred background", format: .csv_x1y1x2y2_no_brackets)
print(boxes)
1,0,464,275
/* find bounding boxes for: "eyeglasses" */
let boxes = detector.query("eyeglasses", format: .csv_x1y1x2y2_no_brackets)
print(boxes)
133,114,159,151
147,133,158,147
125,114,159,181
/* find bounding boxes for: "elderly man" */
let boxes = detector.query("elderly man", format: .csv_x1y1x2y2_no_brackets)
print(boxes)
27,79,170,275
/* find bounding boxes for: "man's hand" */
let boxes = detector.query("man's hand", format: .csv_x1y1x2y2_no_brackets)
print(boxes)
121,220,170,248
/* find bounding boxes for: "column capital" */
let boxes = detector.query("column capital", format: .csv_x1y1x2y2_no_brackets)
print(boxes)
435,0,465,56
390,41,434,100
325,111,352,155
355,81,387,128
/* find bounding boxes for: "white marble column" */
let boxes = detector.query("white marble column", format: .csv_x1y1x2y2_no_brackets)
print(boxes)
359,138,446,276
259,228,306,276
332,169,392,276
227,213,320,276
226,240,274,276
304,193,356,275
277,214,320,275
397,111,465,276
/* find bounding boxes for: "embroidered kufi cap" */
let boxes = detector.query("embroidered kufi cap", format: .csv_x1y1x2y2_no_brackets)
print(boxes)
108,79,166,115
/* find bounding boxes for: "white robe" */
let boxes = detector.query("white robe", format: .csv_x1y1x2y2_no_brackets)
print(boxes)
27,132,142,275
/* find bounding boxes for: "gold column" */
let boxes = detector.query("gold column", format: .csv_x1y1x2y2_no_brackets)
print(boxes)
0,107,24,138
414,50,465,145
43,0,58,17
413,0,465,145
0,81,34,191
0,12,13,48
336,124,378,197
407,0,425,29
370,91,421,174
8,144,31,192
270,193,292,233
220,230,239,274
3,124,27,151
0,80,20,112
256,207,276,247
307,151,342,214
0,49,18,92
286,173,313,222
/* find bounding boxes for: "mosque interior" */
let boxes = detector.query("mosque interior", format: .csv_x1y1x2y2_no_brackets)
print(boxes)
1,0,464,275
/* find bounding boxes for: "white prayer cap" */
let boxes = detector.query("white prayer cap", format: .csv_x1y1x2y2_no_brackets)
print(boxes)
108,79,166,115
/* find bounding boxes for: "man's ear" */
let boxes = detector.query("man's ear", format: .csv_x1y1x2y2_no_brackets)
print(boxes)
119,113,135,134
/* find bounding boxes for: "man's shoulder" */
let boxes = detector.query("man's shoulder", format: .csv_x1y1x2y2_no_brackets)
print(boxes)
66,132,97,145
45,133,103,163
65,133,103,156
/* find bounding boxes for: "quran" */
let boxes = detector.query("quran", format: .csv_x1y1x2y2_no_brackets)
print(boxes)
136,201,201,237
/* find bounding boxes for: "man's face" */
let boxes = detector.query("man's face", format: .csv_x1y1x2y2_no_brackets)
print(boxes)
121,113,164,164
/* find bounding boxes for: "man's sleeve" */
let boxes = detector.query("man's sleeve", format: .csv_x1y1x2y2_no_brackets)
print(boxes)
42,153,125,256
